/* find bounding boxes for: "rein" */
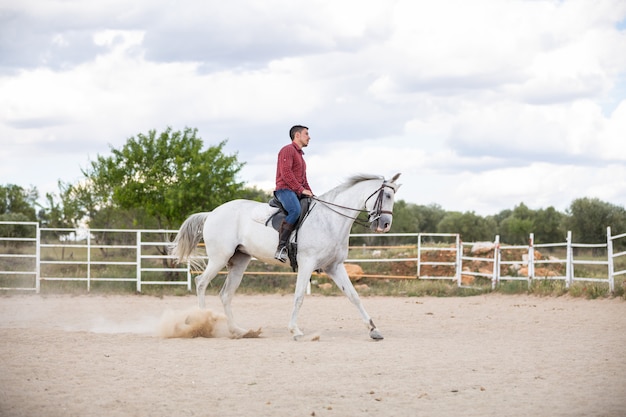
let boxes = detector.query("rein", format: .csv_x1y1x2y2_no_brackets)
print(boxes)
311,182,395,228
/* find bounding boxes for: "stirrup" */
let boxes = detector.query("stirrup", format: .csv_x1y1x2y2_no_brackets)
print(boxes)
274,246,288,263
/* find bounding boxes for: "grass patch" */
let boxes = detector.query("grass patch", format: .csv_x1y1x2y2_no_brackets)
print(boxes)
527,279,569,297
28,271,626,300
498,280,531,295
613,277,625,299
567,282,612,299
309,277,487,297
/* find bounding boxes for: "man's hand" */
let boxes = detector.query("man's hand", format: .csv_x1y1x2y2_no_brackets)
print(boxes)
301,189,313,197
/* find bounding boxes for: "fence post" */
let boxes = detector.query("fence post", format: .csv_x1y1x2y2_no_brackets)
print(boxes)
87,228,91,292
136,231,142,293
36,223,41,294
492,235,500,290
417,233,422,278
528,233,535,286
607,226,614,293
455,234,462,287
565,231,573,288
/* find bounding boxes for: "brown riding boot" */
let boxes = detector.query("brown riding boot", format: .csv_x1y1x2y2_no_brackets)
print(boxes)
274,220,294,263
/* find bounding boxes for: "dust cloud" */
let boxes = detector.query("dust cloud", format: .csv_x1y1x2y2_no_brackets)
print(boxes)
157,307,230,338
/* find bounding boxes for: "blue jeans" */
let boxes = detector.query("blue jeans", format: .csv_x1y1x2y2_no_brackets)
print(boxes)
274,189,301,225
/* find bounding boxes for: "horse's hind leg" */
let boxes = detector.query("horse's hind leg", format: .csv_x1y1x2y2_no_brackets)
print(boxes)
195,260,228,309
220,251,259,338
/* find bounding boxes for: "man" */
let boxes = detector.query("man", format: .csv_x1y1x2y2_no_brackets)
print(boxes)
274,125,314,262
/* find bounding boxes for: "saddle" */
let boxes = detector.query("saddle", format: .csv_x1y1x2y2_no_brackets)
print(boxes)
266,196,311,231
266,196,312,272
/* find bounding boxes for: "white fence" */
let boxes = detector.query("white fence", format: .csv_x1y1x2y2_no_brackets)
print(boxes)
0,223,191,293
0,222,624,293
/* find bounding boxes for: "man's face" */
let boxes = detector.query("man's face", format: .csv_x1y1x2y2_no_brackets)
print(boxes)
295,129,310,148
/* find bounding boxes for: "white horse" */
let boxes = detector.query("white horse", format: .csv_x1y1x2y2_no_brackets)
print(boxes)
170,173,401,340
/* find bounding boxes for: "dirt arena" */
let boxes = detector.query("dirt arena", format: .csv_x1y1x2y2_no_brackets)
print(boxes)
0,293,624,417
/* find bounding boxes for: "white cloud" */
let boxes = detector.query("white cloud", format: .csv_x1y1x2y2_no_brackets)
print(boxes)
1,0,626,218
451,162,626,215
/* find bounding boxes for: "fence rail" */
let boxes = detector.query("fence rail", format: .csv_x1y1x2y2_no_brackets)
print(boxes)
0,222,624,293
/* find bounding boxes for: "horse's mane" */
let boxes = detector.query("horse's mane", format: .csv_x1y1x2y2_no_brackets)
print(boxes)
320,174,384,200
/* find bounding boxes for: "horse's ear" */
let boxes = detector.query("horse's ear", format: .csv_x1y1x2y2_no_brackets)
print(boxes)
390,173,401,183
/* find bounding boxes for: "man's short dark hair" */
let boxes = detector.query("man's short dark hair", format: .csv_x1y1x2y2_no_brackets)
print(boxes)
289,125,308,141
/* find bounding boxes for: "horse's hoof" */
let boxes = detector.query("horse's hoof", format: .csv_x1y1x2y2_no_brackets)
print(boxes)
370,329,384,340
289,325,304,341
243,328,262,338
230,326,254,339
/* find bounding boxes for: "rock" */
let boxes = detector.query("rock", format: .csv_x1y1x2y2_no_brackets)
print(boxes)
344,263,364,281
471,242,495,255
461,274,475,285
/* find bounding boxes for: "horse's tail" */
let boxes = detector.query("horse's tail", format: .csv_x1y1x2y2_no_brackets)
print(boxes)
170,212,210,270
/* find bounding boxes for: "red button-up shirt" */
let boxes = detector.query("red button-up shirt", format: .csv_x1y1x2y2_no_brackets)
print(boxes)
275,142,312,195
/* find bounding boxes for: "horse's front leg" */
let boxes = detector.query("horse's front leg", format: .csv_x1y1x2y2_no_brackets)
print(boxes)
326,263,384,340
288,265,315,340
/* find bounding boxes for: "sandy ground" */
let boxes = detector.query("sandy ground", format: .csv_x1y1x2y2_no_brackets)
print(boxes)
0,293,624,417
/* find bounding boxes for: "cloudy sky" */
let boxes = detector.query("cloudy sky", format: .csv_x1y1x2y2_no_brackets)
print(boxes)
2,0,626,216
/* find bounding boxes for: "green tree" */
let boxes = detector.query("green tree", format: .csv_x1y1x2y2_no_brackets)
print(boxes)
385,200,414,233
82,127,245,229
379,201,446,235
415,203,446,233
498,203,535,244
38,181,87,229
533,206,565,244
239,186,273,203
0,184,39,239
437,211,495,242
499,217,534,244
492,208,512,226
0,184,38,221
565,198,626,246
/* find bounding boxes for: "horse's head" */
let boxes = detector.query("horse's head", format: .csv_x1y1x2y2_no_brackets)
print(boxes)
366,173,401,233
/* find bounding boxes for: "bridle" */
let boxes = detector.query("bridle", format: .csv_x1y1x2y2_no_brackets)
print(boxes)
311,181,396,228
